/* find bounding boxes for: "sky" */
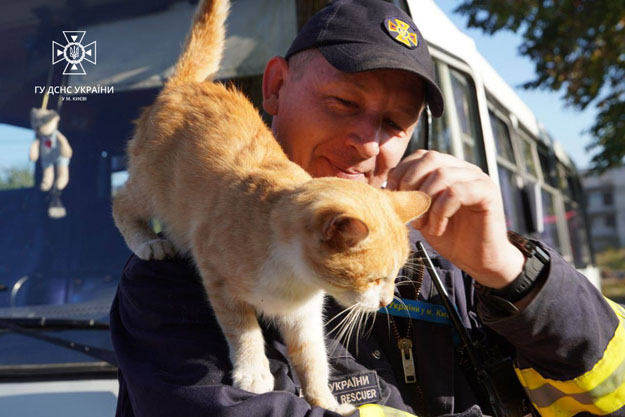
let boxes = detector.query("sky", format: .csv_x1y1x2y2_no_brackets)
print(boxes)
434,0,598,170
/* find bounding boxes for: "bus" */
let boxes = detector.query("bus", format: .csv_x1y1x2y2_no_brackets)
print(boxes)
402,0,598,285
0,0,598,415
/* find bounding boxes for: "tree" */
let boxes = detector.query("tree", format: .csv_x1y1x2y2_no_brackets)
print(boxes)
454,0,625,173
0,165,35,190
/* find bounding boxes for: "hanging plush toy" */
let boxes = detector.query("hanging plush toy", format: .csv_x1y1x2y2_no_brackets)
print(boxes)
29,107,72,218
29,108,72,192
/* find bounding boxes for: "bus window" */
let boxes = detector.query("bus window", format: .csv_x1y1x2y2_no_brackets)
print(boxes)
540,188,562,252
0,124,35,190
560,165,592,268
404,106,452,157
402,60,452,158
489,111,515,163
538,145,558,188
431,62,453,154
557,163,574,200
498,165,527,233
431,114,453,154
448,68,486,171
519,137,538,178
565,200,592,268
489,111,527,233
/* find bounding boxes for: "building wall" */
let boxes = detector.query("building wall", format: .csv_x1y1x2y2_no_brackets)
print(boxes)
583,167,625,252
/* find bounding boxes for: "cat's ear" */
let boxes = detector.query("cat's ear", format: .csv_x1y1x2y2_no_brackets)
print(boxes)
319,212,369,249
384,190,431,224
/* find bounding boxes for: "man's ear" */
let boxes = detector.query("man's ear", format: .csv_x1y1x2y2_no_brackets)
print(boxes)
262,56,289,116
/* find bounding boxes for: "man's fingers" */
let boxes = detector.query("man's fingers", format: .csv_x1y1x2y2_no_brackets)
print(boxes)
418,166,486,198
426,178,493,236
387,150,472,191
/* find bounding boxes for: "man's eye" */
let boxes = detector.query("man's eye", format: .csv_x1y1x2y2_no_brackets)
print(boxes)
332,97,357,108
385,119,402,131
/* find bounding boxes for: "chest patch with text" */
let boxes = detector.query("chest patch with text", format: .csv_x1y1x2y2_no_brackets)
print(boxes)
328,370,381,406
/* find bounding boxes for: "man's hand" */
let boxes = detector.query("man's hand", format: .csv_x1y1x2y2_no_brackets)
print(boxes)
387,150,524,289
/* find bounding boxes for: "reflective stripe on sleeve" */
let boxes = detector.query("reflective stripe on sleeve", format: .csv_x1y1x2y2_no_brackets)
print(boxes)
358,404,418,417
514,298,625,417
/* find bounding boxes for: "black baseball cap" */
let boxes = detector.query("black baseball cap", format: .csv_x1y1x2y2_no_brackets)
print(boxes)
285,0,444,117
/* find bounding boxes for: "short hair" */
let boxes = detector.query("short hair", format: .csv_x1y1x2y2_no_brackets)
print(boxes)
286,49,317,82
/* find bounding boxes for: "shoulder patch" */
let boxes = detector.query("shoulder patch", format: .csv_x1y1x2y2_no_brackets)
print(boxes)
384,18,418,49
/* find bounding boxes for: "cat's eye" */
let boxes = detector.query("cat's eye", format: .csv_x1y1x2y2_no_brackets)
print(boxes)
372,278,382,285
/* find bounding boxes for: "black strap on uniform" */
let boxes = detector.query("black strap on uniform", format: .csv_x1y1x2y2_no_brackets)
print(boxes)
415,241,537,417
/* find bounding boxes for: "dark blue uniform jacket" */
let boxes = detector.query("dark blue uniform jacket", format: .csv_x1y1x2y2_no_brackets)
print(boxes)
110,239,625,417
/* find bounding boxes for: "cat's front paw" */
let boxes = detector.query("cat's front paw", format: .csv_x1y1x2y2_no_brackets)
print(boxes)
135,238,176,260
329,402,357,416
308,392,356,416
232,361,274,394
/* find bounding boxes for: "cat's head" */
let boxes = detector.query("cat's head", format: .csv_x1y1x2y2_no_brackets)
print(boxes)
273,177,430,312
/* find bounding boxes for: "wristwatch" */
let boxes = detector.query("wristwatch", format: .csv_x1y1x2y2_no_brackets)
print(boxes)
477,231,550,311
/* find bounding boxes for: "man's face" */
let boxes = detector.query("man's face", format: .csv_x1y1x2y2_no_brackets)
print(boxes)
262,50,425,188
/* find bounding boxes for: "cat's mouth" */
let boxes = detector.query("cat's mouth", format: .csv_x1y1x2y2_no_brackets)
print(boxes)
329,292,382,312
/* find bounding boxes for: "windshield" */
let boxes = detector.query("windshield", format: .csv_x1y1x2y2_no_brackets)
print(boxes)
0,0,298,371
0,120,124,369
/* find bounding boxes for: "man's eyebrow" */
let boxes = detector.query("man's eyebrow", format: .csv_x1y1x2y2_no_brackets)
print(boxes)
318,79,422,117
394,104,421,117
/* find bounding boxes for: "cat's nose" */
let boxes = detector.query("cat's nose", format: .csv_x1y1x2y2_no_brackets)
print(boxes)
379,298,391,308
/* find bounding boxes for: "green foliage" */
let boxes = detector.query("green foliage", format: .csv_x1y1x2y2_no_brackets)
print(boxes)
454,0,625,173
0,165,35,190
596,247,625,274
598,247,625,302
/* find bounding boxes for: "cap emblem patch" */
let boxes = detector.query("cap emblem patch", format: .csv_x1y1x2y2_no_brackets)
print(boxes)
384,18,418,49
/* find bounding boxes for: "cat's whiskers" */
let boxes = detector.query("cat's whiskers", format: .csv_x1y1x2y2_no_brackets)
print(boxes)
342,307,360,355
328,306,360,358
354,308,366,356
363,310,377,340
327,304,359,336
326,304,358,329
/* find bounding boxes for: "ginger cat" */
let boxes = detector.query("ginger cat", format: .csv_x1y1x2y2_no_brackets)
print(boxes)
112,0,430,414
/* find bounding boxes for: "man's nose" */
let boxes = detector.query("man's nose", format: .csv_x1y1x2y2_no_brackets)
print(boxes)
346,118,381,159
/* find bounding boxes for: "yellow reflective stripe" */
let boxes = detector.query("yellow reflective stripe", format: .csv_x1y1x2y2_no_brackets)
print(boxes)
358,404,418,417
516,303,625,393
514,298,625,416
532,382,625,417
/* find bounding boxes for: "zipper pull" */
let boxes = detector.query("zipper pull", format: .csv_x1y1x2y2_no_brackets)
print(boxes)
397,338,417,384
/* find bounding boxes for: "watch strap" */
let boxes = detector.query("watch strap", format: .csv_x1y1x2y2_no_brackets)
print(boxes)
477,232,550,308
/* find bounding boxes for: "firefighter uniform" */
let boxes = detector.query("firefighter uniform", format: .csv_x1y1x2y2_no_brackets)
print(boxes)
110,238,625,416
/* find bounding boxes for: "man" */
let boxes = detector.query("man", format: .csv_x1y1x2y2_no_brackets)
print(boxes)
110,1,625,416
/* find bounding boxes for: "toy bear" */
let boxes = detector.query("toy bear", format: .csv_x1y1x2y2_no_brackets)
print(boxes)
29,108,72,192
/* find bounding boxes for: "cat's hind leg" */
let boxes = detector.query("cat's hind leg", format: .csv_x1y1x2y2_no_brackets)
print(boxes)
112,182,175,260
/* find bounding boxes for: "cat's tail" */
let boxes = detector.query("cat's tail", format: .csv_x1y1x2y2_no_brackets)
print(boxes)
168,0,230,86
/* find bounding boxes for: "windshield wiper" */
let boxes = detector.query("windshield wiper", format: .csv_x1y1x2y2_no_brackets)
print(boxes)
0,317,109,330
0,317,117,366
